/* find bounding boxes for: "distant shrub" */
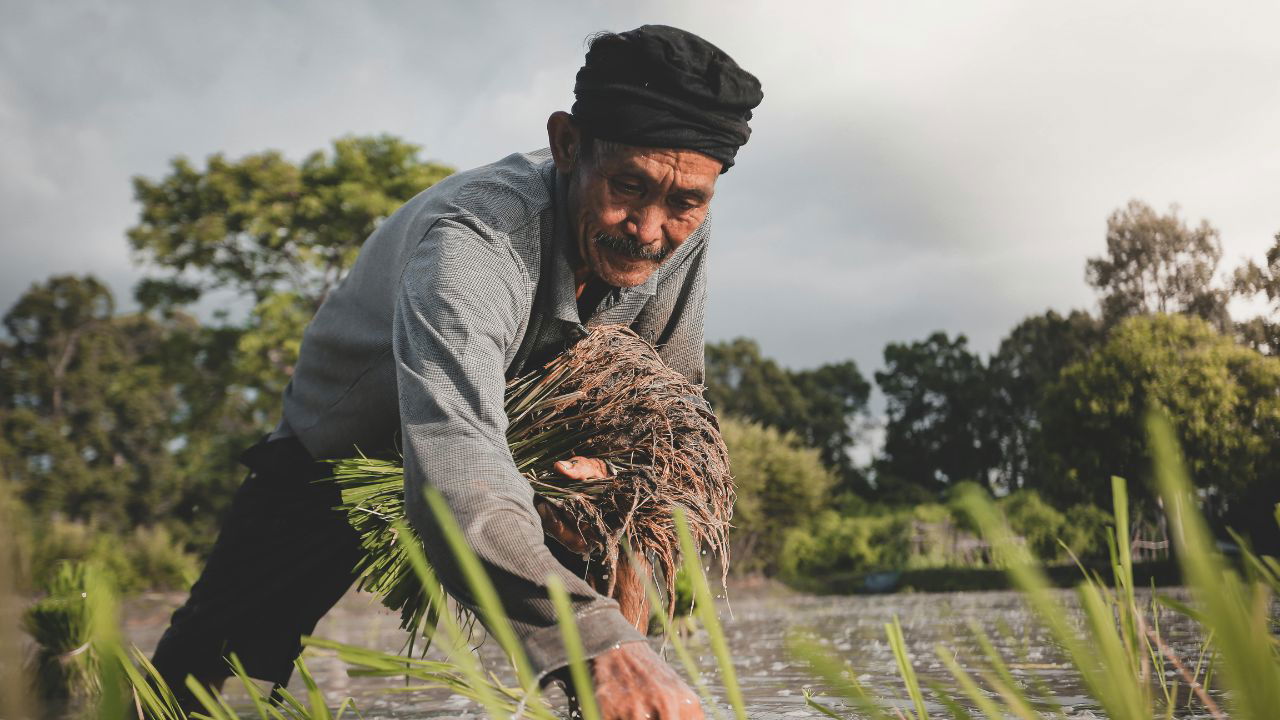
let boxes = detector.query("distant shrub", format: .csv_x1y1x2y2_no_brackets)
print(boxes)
778,511,907,581
722,417,837,574
1060,503,1114,559
998,490,1113,562
999,491,1068,560
26,518,197,593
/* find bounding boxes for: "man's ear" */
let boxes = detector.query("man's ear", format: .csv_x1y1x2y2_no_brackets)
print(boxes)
547,111,581,175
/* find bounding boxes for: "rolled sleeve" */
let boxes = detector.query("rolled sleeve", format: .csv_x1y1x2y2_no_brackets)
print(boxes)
392,218,644,677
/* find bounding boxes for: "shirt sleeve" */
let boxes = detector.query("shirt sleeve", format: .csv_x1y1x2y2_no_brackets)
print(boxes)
393,217,645,679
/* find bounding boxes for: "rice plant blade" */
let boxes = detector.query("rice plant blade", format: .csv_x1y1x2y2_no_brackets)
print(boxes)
802,688,853,720
675,507,747,720
923,680,976,720
546,575,602,720
625,543,725,720
955,485,1147,720
789,635,889,720
82,564,128,720
884,616,927,720
965,620,1038,715
934,645,1008,720
423,489,539,698
1147,411,1280,718
383,519,514,719
226,654,272,720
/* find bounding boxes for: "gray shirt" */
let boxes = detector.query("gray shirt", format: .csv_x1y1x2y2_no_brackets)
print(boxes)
275,150,710,677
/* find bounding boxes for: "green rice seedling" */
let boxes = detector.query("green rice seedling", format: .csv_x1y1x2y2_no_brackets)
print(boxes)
625,541,727,720
956,482,1152,719
1147,412,1280,718
884,616,927,720
547,575,602,720
21,561,100,701
423,489,542,707
363,517,531,719
792,412,1277,720
789,639,873,719
675,507,747,720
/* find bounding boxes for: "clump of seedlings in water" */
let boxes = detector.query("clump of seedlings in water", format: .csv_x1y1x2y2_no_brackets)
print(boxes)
332,324,735,637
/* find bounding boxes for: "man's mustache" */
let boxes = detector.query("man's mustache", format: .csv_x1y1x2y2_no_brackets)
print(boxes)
593,231,669,263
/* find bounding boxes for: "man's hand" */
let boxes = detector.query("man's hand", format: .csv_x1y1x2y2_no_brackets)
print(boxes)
563,642,704,720
537,456,651,632
536,456,611,554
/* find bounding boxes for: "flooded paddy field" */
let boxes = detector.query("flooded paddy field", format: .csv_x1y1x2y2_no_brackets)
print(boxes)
121,585,1216,720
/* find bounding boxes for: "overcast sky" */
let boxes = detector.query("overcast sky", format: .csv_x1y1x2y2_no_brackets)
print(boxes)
2,0,1277,377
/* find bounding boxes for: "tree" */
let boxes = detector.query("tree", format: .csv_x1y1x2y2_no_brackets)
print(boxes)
720,418,837,574
0,276,186,530
1234,230,1280,356
873,332,998,498
1085,200,1230,330
1041,314,1280,549
127,135,454,430
704,338,871,490
986,310,1103,492
129,135,453,311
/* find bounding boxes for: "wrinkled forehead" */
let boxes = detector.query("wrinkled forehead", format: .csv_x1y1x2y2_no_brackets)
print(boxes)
596,143,721,194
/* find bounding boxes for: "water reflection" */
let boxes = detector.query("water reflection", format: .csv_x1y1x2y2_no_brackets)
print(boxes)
123,586,1215,719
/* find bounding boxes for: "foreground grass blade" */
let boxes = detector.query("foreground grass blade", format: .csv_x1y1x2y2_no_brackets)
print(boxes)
626,543,726,720
675,507,747,720
957,484,1149,720
424,489,541,702
546,575,602,720
378,518,513,719
788,635,889,720
82,564,130,720
1147,412,1280,719
935,645,1009,720
884,616,927,720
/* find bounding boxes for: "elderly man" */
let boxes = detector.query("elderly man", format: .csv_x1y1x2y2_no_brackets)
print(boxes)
150,24,762,719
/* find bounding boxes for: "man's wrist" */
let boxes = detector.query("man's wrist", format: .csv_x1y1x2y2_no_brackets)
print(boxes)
523,605,647,680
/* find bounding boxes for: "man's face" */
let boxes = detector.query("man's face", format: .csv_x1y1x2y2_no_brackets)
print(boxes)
566,143,720,288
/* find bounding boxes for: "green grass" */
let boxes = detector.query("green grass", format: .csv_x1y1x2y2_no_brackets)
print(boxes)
9,410,1279,720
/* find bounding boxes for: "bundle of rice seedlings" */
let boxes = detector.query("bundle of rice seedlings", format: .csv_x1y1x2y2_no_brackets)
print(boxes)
22,561,100,701
333,324,734,640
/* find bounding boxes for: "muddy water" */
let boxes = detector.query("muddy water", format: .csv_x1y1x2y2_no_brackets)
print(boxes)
122,585,1217,719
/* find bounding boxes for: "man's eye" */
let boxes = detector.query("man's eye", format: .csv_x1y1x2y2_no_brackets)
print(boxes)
611,180,643,195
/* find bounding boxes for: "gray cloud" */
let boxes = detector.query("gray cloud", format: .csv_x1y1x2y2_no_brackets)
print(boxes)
2,0,1277,381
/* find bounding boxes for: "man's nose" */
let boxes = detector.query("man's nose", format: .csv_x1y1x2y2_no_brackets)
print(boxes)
624,205,665,248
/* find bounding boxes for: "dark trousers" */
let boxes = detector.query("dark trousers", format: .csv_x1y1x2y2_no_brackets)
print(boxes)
150,437,364,692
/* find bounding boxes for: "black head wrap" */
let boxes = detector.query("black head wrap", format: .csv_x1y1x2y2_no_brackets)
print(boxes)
572,25,763,172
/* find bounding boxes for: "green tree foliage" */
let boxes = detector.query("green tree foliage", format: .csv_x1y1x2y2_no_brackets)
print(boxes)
0,137,454,572
998,490,1111,561
705,338,870,490
873,332,998,499
127,135,454,432
987,310,1103,492
1233,230,1280,356
778,510,910,582
0,276,189,530
1085,200,1231,330
1041,314,1280,548
129,135,453,310
720,417,837,574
